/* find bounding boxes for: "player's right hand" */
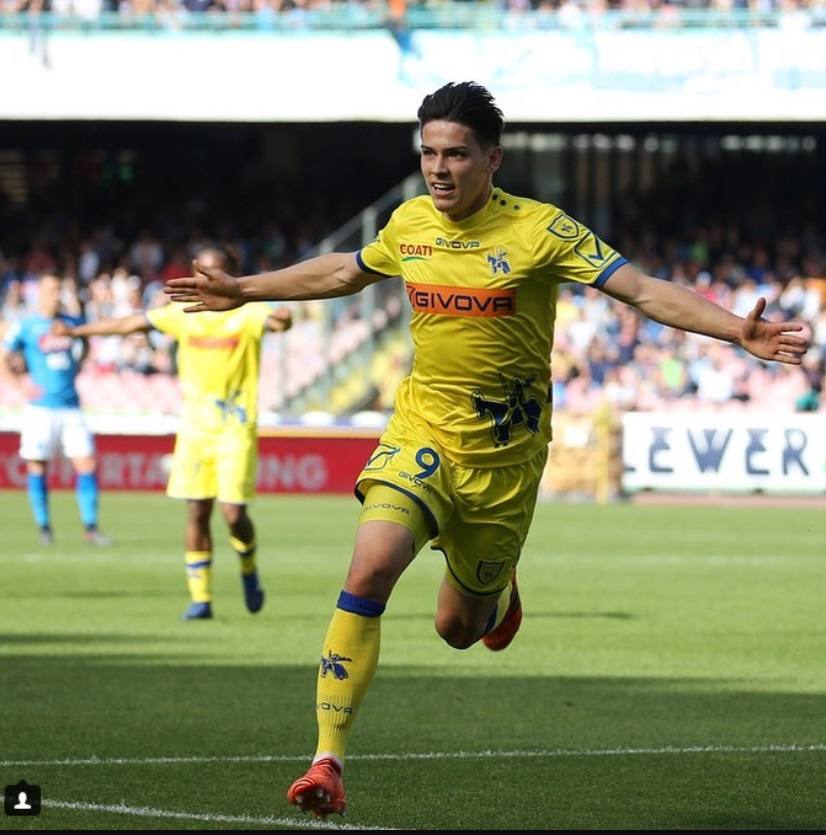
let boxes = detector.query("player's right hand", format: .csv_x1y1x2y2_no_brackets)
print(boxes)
164,261,244,312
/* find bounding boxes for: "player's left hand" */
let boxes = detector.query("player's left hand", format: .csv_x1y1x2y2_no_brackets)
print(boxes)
740,297,810,364
50,320,72,337
267,307,292,333
165,261,244,312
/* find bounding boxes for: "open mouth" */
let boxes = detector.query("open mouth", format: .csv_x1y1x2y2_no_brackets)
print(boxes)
431,183,455,196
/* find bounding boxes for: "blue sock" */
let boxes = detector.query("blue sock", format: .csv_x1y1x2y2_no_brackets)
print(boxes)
76,472,99,529
26,473,50,529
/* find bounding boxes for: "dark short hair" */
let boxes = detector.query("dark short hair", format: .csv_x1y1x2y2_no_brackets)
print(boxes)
417,82,504,148
195,245,238,275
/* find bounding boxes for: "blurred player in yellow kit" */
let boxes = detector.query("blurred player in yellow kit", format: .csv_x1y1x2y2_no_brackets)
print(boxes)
59,247,291,619
166,84,809,816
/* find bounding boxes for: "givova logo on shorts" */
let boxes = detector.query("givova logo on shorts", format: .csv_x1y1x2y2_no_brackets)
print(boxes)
398,447,441,496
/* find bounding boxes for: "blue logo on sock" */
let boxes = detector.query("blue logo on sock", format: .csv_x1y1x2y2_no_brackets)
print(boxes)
320,651,353,680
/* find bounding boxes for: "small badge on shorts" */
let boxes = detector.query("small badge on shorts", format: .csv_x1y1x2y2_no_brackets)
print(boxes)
476,560,506,586
365,444,401,471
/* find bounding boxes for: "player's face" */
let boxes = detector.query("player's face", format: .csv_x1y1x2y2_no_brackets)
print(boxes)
195,249,228,273
38,275,62,318
420,121,502,222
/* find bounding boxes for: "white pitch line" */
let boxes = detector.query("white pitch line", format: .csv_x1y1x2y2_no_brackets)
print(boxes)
549,554,816,566
4,742,826,769
42,798,397,830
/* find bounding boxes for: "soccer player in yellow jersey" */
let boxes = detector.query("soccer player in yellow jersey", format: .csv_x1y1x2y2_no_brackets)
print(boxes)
166,83,809,817
58,247,292,620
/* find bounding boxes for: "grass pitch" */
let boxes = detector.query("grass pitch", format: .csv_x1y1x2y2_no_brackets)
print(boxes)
1,491,825,830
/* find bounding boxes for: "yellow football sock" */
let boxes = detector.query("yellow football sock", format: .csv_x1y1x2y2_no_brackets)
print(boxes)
314,592,384,764
230,534,257,576
184,550,212,603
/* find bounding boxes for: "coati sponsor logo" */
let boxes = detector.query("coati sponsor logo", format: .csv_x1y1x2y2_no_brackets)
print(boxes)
399,243,433,259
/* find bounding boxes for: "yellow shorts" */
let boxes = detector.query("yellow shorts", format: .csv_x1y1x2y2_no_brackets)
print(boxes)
355,429,548,596
167,425,257,505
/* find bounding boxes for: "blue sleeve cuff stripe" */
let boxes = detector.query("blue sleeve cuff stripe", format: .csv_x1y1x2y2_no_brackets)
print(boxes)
337,590,386,618
356,250,392,277
186,561,211,571
594,256,629,288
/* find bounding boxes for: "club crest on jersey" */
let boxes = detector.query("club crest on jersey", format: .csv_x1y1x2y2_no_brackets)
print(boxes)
214,390,248,424
487,248,511,276
476,560,506,586
320,651,353,680
471,375,543,447
547,213,581,240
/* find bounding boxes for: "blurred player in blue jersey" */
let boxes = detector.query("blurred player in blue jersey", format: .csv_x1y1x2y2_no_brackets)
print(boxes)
0,272,110,546
166,82,811,818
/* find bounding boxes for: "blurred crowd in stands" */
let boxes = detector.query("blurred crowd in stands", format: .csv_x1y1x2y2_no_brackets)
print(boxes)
1,149,824,417
3,0,823,20
0,222,338,413
547,154,826,416
1,224,823,417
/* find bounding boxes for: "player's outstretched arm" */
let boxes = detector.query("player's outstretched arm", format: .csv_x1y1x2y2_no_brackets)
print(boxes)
601,263,809,365
165,252,380,313
52,313,152,339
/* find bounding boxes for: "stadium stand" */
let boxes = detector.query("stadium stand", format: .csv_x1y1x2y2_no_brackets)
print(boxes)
2,0,824,21
1,122,824,420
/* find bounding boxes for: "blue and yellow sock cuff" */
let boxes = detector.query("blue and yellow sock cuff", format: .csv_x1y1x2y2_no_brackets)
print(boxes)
185,550,212,570
336,590,385,618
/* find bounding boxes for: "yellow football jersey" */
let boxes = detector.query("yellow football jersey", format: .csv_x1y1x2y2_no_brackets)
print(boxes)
146,303,271,430
358,189,627,467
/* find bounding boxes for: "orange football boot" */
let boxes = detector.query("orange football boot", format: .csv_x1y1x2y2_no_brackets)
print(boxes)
287,757,346,818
